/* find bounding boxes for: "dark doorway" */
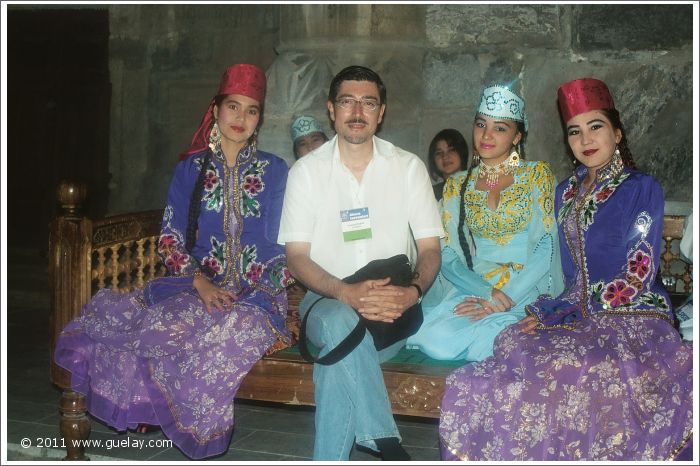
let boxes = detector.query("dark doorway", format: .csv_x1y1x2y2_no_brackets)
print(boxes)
7,8,111,250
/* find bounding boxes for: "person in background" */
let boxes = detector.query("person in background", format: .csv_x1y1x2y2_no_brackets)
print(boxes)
675,210,693,341
279,65,442,461
54,64,291,459
407,84,563,362
680,211,693,262
291,115,329,159
427,128,470,200
439,77,693,461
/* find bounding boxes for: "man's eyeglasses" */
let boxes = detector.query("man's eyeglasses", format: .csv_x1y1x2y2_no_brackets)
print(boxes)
334,98,380,112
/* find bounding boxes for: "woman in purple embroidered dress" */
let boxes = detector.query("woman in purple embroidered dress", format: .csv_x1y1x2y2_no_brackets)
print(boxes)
439,78,693,460
54,64,291,459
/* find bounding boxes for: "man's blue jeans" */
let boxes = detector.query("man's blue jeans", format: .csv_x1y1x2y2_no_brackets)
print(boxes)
300,290,404,460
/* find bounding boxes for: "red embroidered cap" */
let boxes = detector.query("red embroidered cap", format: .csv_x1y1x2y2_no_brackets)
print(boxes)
557,78,615,124
218,64,266,103
180,64,267,160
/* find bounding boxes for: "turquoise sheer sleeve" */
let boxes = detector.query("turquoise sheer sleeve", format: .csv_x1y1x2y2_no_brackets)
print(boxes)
441,246,493,299
500,162,564,303
438,171,493,300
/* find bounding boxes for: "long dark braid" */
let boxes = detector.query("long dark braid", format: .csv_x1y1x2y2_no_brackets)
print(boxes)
185,150,213,252
456,171,474,270
184,94,229,254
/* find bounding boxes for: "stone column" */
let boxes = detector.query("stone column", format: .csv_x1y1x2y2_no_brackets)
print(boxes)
259,4,428,165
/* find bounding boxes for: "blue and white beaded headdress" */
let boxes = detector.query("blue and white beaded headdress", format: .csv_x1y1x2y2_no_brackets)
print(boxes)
477,84,528,132
290,115,324,142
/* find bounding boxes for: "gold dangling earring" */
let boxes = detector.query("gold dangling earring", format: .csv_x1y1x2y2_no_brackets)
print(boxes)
508,148,520,167
209,121,221,151
613,145,623,171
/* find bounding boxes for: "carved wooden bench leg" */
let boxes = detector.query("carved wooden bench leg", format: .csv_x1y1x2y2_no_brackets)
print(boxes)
59,390,91,460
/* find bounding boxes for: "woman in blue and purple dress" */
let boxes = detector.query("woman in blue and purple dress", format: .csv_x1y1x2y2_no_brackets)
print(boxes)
439,78,693,461
54,64,292,459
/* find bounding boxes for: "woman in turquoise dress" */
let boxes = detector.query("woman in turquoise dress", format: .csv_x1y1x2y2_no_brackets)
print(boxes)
407,84,564,361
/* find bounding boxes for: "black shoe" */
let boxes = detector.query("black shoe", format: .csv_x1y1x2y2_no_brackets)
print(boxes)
355,443,382,459
375,437,411,461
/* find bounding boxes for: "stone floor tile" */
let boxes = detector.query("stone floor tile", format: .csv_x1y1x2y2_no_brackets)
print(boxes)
404,444,441,461
232,406,316,433
398,423,440,448
5,400,58,423
230,429,314,458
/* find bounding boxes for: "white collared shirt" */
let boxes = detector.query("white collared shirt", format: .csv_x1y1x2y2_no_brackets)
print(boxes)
278,135,443,279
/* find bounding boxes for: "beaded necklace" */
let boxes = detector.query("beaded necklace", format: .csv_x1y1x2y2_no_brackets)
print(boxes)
478,151,520,189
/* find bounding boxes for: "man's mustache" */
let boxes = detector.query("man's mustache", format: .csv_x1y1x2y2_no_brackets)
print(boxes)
346,118,368,125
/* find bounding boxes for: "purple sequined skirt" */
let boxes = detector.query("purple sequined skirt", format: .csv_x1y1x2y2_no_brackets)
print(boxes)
440,313,693,460
55,287,277,459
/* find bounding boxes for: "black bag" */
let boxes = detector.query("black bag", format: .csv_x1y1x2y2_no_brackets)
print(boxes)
298,254,423,365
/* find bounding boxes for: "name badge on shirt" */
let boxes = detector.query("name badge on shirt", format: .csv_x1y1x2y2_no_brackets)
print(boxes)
340,207,372,241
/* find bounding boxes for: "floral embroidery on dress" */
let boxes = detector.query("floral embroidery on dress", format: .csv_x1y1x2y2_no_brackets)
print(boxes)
532,162,556,232
628,250,652,280
540,195,555,231
240,159,269,218
463,175,528,246
558,178,578,224
441,210,452,245
164,250,189,274
594,186,614,202
159,233,177,254
201,236,226,276
601,279,637,308
591,242,669,312
443,175,461,201
203,169,223,212
558,171,630,230
639,291,670,311
464,163,549,245
240,244,264,284
158,205,194,275
243,174,263,194
441,173,466,247
195,158,223,213
562,182,576,202
269,261,292,289
201,256,223,275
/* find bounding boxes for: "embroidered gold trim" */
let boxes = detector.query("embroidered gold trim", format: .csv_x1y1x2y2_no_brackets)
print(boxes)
568,180,597,319
667,428,694,460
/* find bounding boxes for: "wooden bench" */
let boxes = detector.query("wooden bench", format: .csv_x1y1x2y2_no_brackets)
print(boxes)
48,181,692,460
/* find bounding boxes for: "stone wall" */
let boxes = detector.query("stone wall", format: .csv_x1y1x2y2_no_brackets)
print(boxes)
108,4,280,211
107,3,694,214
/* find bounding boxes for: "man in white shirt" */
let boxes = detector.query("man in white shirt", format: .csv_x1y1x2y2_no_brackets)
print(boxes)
278,65,442,460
